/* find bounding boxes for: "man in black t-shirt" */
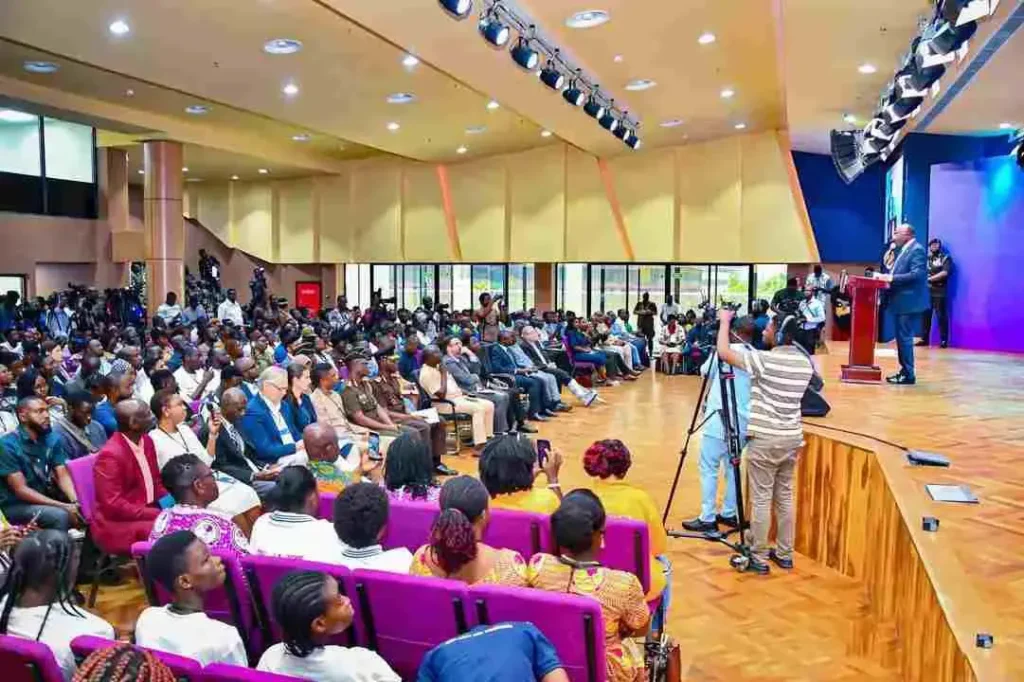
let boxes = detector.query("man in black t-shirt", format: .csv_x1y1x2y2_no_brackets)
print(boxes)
919,238,952,348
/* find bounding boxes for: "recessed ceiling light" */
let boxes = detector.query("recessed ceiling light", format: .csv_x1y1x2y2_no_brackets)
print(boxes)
660,119,684,128
698,32,716,45
138,169,145,175
402,54,419,68
386,122,401,132
858,63,877,74
720,87,735,99
108,19,130,36
734,122,747,130
185,178,203,183
843,113,858,124
625,79,657,91
465,125,487,135
22,61,59,74
386,93,417,104
486,100,500,110
292,133,311,142
231,175,239,181
182,167,189,173
258,168,269,174
566,10,610,29
282,82,299,97
125,88,135,97
998,122,1015,130
185,104,210,115
456,146,468,154
540,130,553,138
0,110,37,123
263,38,303,55
613,54,624,63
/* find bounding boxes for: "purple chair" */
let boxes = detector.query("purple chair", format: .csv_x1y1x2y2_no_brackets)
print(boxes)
65,454,111,607
599,517,652,594
470,585,607,682
204,663,305,681
562,335,597,380
131,541,260,661
69,636,203,681
349,569,470,679
0,634,65,682
484,508,552,558
319,493,438,553
242,554,358,648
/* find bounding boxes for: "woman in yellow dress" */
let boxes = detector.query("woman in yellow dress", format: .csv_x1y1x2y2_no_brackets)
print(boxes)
409,476,527,587
527,490,649,682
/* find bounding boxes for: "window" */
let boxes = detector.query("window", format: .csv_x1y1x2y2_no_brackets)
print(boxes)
43,118,94,182
345,264,372,310
754,264,789,306
556,264,586,316
371,265,396,303
451,265,472,311
0,110,41,176
0,275,26,301
471,265,504,306
628,265,667,333
670,266,709,315
507,263,535,312
400,265,434,310
712,266,751,314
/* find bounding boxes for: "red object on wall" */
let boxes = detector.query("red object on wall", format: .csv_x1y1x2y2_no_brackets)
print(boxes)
841,276,888,383
295,281,322,316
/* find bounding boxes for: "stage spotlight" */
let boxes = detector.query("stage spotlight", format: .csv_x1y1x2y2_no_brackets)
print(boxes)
583,96,605,119
1015,140,1023,170
906,62,945,92
478,14,510,47
916,20,977,68
540,64,565,90
613,123,629,140
599,112,620,133
510,38,540,70
940,0,995,27
438,0,472,20
625,132,642,150
563,83,585,106
830,129,877,184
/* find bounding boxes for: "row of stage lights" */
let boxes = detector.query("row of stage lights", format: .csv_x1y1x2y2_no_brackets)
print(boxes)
831,0,998,183
439,0,642,149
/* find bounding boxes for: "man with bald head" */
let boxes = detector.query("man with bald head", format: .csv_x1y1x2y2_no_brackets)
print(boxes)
302,422,380,494
876,223,928,384
92,399,168,555
211,387,278,499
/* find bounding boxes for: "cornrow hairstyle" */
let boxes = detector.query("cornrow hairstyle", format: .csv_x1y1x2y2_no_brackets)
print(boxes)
429,508,478,576
0,529,84,639
159,454,205,502
146,530,198,593
272,570,330,658
72,643,175,682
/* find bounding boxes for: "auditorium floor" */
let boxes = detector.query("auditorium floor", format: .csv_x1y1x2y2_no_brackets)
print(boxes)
94,342,1024,680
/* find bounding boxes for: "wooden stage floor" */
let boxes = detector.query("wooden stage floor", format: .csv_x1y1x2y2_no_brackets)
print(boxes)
93,342,1024,681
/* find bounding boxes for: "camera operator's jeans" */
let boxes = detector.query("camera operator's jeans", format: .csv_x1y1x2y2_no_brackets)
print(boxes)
652,555,672,634
744,434,803,561
697,435,738,523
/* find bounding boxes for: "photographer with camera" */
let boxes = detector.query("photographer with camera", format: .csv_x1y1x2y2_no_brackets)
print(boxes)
475,292,502,337
797,285,826,354
712,309,815,574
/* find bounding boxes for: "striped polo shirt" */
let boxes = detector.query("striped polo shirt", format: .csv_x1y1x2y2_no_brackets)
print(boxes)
740,345,814,439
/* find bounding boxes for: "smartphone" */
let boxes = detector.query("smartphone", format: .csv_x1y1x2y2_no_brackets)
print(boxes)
368,432,383,462
536,439,551,468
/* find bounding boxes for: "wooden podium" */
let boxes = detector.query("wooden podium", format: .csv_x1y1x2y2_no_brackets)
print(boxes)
841,276,889,383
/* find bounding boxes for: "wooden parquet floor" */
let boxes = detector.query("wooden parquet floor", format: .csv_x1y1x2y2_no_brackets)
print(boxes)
91,342,1024,680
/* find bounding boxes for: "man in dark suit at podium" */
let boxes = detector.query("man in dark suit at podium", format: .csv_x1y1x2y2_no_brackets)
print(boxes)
878,224,928,385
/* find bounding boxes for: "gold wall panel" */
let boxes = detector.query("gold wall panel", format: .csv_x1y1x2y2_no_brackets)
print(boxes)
609,149,676,262
318,174,353,263
192,183,231,244
449,157,508,262
276,179,317,263
565,147,621,262
677,138,743,262
230,183,273,262
402,163,452,263
349,162,402,262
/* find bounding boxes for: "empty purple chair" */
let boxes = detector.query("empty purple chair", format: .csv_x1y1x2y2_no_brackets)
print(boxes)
350,569,470,679
599,516,651,594
70,635,203,681
204,663,305,681
242,554,358,647
470,585,607,682
65,454,109,607
484,508,552,558
0,634,65,682
131,541,260,660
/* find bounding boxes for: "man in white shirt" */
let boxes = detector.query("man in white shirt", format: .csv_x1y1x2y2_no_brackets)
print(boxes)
155,291,183,325
797,285,826,354
805,265,833,306
135,530,248,666
660,295,681,324
173,346,219,403
217,289,245,328
248,465,344,563
332,482,413,573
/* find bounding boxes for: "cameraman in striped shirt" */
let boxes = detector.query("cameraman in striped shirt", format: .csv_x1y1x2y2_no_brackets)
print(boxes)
715,309,815,575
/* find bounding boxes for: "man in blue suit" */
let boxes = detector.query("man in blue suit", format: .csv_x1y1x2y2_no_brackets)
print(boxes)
881,224,929,385
238,365,308,466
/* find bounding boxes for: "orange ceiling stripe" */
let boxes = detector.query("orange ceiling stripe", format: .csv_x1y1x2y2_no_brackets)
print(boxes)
434,164,463,261
595,157,635,262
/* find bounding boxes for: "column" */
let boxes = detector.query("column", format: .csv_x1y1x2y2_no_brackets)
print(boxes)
535,262,555,311
143,140,184,315
95,148,131,288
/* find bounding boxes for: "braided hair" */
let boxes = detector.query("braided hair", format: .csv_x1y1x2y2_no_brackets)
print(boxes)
0,529,83,639
72,644,175,682
272,570,330,658
428,509,478,576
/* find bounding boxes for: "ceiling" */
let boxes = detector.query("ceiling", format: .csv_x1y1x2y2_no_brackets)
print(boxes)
0,0,1015,167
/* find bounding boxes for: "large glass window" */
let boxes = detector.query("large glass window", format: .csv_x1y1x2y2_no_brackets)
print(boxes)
507,263,535,312
628,265,667,332
471,265,504,306
0,110,41,176
344,264,372,310
451,265,472,312
670,266,710,315
371,265,396,303
556,264,586,316
399,265,434,310
712,266,751,314
43,118,94,182
589,265,627,316
754,264,789,306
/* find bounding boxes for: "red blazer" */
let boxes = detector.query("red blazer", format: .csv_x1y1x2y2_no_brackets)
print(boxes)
92,433,167,554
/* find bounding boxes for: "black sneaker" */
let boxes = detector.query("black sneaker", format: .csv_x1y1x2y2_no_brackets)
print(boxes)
435,463,459,477
518,423,538,434
768,549,793,569
746,557,771,575
681,517,717,533
716,514,739,529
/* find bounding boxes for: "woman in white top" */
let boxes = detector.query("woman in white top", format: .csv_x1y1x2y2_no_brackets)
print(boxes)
249,466,346,564
659,316,686,375
257,570,399,682
0,530,115,681
148,389,261,524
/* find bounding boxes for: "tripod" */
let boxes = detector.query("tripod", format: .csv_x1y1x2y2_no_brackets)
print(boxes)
661,346,755,571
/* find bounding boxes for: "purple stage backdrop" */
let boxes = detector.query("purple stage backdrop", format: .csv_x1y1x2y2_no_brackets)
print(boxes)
928,157,1024,354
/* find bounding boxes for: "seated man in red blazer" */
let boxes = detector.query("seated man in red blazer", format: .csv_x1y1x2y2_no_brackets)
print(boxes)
93,399,167,555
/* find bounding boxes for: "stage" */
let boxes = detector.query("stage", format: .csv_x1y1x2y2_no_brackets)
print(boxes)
93,342,1024,681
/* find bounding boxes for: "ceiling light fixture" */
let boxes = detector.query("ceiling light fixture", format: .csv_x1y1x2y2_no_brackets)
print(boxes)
402,54,420,68
734,122,747,130
562,81,585,107
698,32,716,45
231,175,239,181
185,104,210,115
999,122,1015,130
843,113,858,124
0,110,36,123
138,170,145,175
583,96,605,120
625,79,656,91
386,92,417,104
625,131,641,150
540,54,565,90
465,125,487,134
858,63,877,74
182,167,189,173
282,82,299,97
486,100,500,110
510,37,540,70
22,61,59,74
263,38,303,55
599,112,620,133
566,10,610,29
387,121,401,131
186,178,203,183
258,168,269,174
125,88,135,97
108,19,130,36
292,133,311,142
541,130,553,138
456,146,468,154
660,119,684,128
438,0,473,20
613,54,624,63
478,11,511,47
720,87,735,99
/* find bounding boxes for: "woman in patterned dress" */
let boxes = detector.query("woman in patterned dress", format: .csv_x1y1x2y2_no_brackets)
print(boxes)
527,490,650,682
409,476,526,587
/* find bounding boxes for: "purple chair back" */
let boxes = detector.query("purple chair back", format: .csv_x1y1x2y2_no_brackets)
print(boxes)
350,569,470,679
0,634,65,682
599,516,651,594
65,454,99,523
69,636,203,682
562,335,596,371
204,663,305,682
470,585,607,682
484,508,551,558
319,493,439,553
131,542,259,660
242,554,358,648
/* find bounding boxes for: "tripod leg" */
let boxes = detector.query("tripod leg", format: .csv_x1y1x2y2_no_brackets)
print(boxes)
661,357,715,525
